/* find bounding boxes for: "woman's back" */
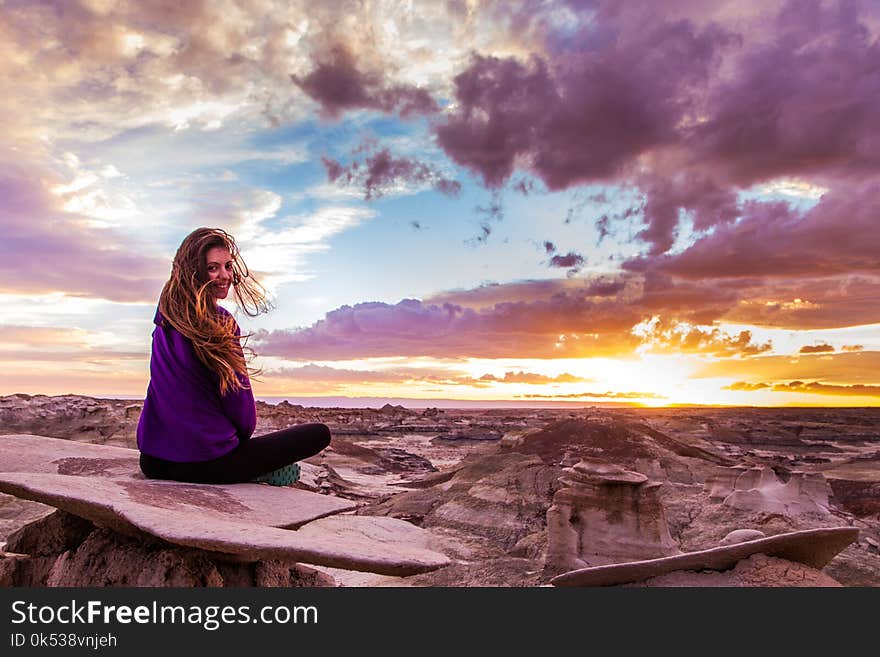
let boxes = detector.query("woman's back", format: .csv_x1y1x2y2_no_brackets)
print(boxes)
137,306,255,462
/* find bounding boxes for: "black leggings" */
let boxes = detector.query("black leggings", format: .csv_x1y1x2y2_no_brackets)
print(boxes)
139,423,331,485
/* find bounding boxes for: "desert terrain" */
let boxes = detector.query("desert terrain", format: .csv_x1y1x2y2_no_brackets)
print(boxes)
1,394,878,586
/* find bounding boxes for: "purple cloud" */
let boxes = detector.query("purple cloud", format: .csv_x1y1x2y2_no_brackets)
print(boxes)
434,18,729,192
251,270,772,361
549,252,585,269
690,0,880,186
628,182,880,279
430,1,880,258
292,45,438,119
322,148,461,200
252,293,646,360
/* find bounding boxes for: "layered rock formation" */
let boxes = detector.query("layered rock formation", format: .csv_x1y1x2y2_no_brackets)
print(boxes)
362,452,562,552
545,459,679,573
507,416,734,485
822,453,880,519
2,510,336,587
706,466,832,516
0,394,141,447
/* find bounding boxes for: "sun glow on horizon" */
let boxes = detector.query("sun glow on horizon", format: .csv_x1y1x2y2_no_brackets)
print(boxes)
237,353,880,408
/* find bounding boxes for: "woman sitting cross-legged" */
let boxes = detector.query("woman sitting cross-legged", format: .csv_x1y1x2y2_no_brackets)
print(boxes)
137,227,330,486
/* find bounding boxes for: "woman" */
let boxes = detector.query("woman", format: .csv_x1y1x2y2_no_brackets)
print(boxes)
137,227,330,485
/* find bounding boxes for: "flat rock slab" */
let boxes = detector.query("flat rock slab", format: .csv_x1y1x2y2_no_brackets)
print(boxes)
0,434,141,477
0,434,355,529
0,435,450,575
0,472,449,576
550,527,858,587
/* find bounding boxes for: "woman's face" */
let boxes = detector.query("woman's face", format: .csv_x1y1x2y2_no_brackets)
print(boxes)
204,246,234,300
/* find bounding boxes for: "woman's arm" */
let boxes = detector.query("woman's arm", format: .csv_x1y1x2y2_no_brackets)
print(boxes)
221,373,257,441
219,309,257,440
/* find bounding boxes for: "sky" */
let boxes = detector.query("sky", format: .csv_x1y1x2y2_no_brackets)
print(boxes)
1,0,879,407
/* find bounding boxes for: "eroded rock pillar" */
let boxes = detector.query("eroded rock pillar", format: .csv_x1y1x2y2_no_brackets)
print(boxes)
545,459,679,572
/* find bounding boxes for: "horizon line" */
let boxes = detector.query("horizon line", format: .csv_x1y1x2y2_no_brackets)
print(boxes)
2,392,877,411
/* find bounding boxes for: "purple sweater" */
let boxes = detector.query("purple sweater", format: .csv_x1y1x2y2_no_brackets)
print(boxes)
136,306,256,462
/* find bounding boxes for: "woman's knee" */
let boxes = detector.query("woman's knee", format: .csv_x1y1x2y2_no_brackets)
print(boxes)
139,452,165,480
308,422,332,449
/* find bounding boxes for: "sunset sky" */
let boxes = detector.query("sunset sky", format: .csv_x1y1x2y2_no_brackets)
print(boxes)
2,0,879,407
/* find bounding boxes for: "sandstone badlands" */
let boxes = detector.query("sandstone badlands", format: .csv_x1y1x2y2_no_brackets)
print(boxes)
1,394,878,586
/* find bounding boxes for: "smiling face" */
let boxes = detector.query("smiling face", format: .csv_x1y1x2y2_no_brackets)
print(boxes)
205,246,234,300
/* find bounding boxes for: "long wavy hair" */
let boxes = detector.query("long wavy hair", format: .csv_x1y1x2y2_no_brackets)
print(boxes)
158,228,270,394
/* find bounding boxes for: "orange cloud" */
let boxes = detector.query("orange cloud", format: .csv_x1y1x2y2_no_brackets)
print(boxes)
725,381,769,391
0,325,147,362
799,343,834,354
1,326,89,346
0,370,147,397
478,371,589,384
698,351,880,384
727,380,880,398
637,318,772,357
263,364,592,391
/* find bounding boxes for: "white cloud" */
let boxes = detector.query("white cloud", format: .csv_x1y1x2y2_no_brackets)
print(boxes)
167,100,243,132
755,178,829,200
239,205,377,292
48,152,142,228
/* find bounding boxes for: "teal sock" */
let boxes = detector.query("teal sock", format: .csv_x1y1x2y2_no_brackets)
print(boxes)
253,462,301,486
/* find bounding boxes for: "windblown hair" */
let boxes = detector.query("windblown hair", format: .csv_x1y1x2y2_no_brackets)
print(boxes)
158,228,271,395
